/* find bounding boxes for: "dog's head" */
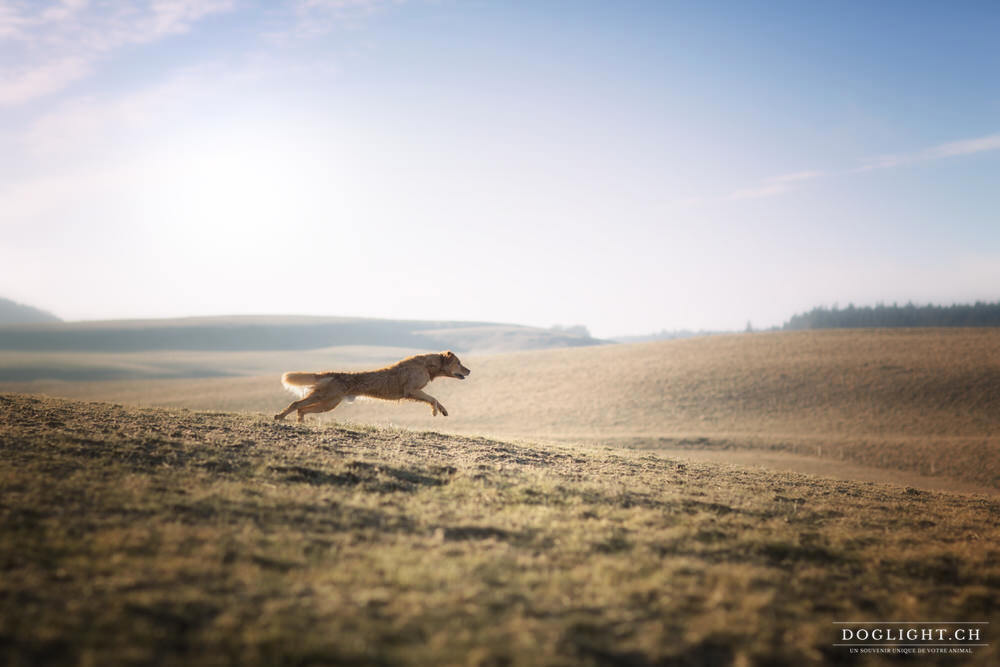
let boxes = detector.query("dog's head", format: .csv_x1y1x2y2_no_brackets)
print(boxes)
441,351,470,380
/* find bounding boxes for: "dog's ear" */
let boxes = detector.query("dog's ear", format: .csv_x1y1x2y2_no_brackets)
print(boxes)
443,350,455,359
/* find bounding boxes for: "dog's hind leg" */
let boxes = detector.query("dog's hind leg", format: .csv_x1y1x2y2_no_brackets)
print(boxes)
274,400,300,421
296,397,342,422
274,396,318,421
406,389,447,416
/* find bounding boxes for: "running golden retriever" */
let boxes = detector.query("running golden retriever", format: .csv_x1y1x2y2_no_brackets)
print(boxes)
274,351,471,422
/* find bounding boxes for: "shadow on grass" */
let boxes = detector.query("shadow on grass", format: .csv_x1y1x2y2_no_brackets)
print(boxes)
268,460,450,493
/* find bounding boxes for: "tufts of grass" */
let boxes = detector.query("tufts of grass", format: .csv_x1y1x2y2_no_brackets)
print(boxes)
1,393,998,665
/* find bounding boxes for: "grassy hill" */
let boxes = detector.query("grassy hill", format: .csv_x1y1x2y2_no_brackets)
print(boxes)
0,315,603,382
11,329,998,490
0,315,601,354
0,297,60,326
1,394,996,665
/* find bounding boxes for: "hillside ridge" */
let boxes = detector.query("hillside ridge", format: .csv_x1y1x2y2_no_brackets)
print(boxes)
5,329,999,490
0,314,603,356
0,297,60,326
1,393,997,665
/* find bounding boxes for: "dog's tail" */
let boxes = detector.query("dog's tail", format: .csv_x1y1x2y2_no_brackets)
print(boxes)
281,372,321,398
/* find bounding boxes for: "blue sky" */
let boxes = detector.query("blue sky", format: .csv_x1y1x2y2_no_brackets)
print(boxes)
2,0,998,337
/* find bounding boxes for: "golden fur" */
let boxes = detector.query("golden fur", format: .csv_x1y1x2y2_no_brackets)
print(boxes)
274,351,471,422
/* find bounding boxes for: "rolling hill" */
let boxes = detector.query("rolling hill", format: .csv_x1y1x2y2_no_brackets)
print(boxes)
9,328,997,490
0,297,60,325
1,394,996,665
0,315,602,353
0,315,604,381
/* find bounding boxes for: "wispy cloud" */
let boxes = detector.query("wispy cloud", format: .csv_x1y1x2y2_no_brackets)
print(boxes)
0,0,87,39
18,63,226,159
0,0,235,106
857,131,1000,171
728,170,823,200
0,56,92,106
296,0,405,20
278,0,408,40
0,1,413,104
727,129,1000,202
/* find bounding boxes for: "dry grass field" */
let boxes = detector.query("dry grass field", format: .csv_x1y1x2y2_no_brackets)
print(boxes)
7,329,999,490
1,394,997,665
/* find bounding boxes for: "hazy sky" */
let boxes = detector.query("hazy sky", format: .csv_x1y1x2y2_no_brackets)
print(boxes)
2,0,998,337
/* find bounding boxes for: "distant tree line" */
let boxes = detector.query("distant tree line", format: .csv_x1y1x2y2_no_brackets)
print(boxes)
549,324,592,338
783,301,1000,330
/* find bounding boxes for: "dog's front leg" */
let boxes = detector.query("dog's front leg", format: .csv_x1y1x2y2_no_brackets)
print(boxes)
407,389,448,416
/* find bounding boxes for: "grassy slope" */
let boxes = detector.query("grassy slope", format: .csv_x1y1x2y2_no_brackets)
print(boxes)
0,298,60,326
10,329,999,489
1,394,997,666
0,316,601,370
0,345,427,383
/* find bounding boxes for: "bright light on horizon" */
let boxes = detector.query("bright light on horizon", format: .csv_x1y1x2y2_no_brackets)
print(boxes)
2,1,998,339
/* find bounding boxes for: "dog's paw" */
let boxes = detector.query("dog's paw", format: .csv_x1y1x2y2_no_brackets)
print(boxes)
439,406,449,417
273,414,283,421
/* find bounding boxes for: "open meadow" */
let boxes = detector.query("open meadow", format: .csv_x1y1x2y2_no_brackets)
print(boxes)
7,329,999,492
1,394,997,665
2,328,999,664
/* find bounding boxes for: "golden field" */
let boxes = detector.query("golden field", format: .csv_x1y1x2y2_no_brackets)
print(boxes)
1,394,997,665
7,329,999,490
